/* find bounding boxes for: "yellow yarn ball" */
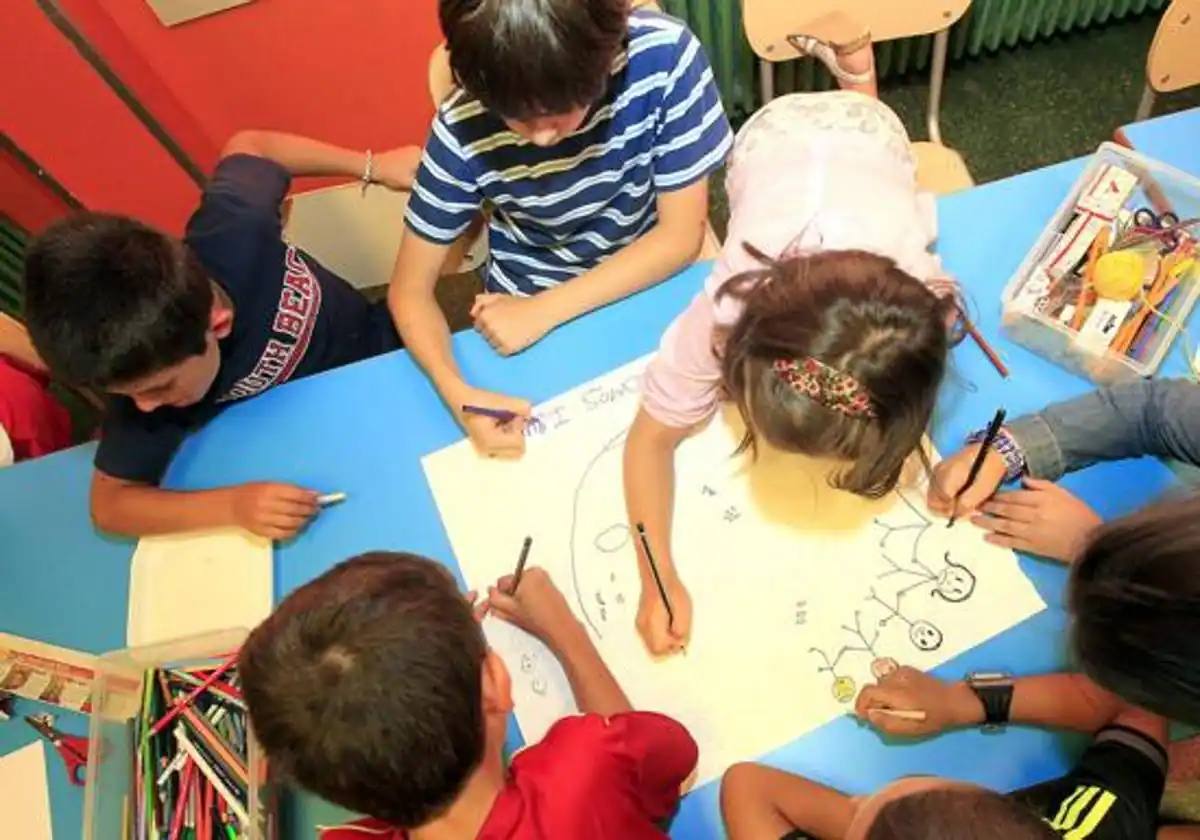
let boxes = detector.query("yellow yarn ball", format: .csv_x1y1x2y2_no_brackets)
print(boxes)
1093,251,1146,301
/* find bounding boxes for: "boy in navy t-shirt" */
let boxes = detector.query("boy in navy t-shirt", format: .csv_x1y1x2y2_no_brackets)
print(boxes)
22,131,418,539
391,0,733,459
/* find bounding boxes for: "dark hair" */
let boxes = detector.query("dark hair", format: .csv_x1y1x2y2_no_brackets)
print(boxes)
440,0,629,120
868,787,1057,839
718,247,952,498
1070,494,1200,725
240,552,488,828
22,213,213,387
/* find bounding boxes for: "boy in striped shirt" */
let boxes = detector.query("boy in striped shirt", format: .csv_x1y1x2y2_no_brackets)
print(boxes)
390,0,733,457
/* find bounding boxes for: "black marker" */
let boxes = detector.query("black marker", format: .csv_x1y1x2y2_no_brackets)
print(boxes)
635,523,674,628
509,536,532,594
948,407,1007,528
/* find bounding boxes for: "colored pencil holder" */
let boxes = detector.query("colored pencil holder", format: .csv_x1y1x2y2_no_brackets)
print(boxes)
82,628,275,840
1003,143,1200,383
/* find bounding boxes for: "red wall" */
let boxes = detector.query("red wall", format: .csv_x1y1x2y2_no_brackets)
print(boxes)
1,1,199,232
0,153,76,235
57,0,442,173
2,0,442,235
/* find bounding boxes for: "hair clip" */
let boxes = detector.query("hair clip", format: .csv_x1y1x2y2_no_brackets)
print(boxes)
772,357,877,419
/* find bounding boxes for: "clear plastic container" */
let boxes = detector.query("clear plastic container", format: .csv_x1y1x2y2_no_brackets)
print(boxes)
1002,142,1200,383
82,629,275,840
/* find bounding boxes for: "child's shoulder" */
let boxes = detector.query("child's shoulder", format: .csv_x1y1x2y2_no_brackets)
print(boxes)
625,6,697,57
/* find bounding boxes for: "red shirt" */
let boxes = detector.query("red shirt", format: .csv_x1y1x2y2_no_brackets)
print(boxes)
319,712,698,840
0,356,71,462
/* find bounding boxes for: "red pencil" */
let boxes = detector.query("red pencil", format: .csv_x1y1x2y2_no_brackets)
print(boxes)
150,654,238,737
960,310,1010,378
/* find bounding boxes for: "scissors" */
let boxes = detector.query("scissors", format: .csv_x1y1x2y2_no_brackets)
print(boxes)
1117,206,1198,252
25,715,89,785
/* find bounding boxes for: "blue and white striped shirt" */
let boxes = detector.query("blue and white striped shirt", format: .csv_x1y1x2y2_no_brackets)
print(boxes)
405,9,733,296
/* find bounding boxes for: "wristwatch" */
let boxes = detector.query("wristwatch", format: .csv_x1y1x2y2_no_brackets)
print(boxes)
966,671,1014,731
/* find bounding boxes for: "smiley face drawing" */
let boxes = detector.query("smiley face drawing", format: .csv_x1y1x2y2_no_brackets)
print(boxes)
934,557,976,603
909,620,944,652
831,676,857,703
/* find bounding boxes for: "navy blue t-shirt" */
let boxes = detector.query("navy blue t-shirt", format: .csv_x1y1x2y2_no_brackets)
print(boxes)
94,155,399,484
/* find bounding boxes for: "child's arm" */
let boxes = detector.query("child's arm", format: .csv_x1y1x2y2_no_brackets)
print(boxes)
488,567,631,717
91,469,318,540
471,179,710,355
220,131,419,190
387,233,533,458
623,408,695,655
857,667,1138,736
721,763,857,840
0,314,47,374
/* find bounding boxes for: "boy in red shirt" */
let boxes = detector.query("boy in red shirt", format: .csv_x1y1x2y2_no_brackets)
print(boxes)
240,552,697,839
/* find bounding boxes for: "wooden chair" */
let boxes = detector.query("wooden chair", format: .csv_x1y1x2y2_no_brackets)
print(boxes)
427,0,721,260
1135,0,1200,121
741,1,975,195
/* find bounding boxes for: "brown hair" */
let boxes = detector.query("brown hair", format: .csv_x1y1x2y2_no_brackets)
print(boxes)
440,0,630,120
719,248,952,498
868,787,1057,839
1070,493,1200,725
240,552,487,828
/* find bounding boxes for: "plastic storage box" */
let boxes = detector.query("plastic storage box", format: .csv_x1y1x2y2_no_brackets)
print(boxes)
82,629,275,840
1002,142,1200,383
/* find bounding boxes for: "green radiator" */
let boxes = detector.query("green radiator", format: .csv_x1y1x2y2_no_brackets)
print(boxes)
0,217,27,320
661,0,1169,118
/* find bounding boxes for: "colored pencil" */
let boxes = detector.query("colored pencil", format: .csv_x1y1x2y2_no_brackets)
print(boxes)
948,408,1007,528
151,655,238,737
958,308,1009,378
461,404,519,423
317,492,347,507
510,536,532,594
874,708,928,722
635,523,674,629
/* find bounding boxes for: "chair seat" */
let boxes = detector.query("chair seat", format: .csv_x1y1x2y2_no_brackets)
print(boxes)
912,141,974,196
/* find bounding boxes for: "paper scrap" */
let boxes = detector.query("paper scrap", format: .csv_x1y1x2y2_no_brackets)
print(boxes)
127,528,272,647
0,741,53,840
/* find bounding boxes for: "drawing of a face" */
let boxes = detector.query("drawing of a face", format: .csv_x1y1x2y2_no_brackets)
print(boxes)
909,620,943,651
832,676,856,703
935,557,976,603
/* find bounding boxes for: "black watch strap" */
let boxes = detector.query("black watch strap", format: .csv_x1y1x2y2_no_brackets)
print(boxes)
967,672,1014,729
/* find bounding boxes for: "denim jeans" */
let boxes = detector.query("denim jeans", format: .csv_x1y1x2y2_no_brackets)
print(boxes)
1006,378,1200,484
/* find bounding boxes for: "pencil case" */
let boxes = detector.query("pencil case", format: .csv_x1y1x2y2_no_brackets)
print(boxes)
1002,142,1200,383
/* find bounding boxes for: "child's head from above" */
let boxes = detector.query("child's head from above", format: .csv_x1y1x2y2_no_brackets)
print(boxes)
439,0,628,145
23,213,229,412
850,777,1057,839
1070,493,1200,726
241,552,513,828
719,248,952,498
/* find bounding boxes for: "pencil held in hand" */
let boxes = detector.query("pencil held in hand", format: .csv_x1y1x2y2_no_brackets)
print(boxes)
509,536,532,594
947,407,1007,528
635,523,674,628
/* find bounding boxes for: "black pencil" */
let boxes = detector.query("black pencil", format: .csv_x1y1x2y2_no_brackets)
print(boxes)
510,536,532,593
635,523,674,628
948,407,1007,528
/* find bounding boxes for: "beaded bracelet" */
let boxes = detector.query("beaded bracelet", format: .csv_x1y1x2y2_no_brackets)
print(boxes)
965,426,1026,483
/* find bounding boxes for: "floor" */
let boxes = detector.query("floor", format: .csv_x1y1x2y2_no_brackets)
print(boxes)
424,9,1200,332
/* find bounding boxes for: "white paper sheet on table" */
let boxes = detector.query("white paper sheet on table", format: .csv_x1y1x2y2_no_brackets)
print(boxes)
423,357,1046,786
127,528,273,647
0,741,53,840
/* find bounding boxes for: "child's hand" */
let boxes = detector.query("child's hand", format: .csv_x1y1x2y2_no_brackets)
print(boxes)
927,444,1006,519
454,385,532,458
227,481,319,540
487,567,580,650
855,663,983,737
636,577,692,655
971,477,1101,562
370,146,422,191
471,294,556,356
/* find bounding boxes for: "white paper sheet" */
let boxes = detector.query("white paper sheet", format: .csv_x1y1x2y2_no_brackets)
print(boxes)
423,357,1046,785
0,742,53,840
127,528,272,647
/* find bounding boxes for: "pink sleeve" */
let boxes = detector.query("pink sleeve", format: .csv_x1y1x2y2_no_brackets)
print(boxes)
641,291,724,429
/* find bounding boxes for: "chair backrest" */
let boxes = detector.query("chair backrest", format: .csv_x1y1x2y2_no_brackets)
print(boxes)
1147,0,1200,94
427,0,665,107
742,0,970,61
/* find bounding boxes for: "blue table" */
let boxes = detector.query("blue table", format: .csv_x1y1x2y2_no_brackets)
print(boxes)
2,106,1197,839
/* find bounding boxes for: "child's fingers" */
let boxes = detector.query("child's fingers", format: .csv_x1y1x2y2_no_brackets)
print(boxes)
1022,475,1056,490
978,499,1036,523
487,586,521,616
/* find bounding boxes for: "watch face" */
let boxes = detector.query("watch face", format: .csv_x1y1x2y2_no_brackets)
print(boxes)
968,671,1012,684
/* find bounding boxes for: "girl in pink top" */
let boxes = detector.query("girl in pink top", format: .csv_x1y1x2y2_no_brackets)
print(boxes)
623,40,964,655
